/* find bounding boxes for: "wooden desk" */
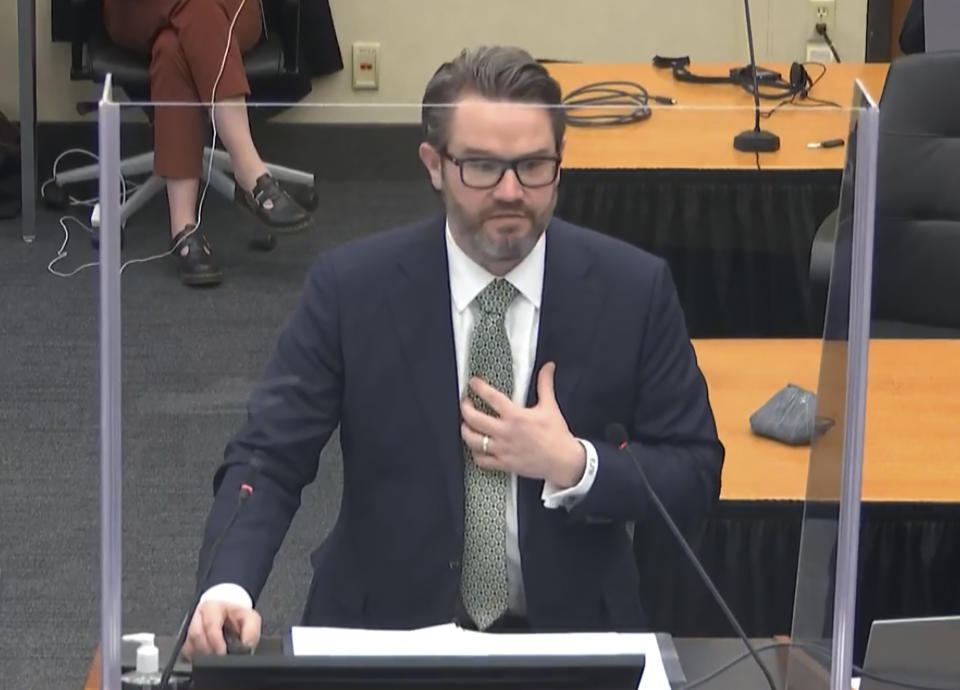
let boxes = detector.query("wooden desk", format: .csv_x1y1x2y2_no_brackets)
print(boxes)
547,63,889,170
694,339,960,502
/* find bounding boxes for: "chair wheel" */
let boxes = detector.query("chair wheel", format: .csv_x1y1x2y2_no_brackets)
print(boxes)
287,181,319,212
41,182,70,210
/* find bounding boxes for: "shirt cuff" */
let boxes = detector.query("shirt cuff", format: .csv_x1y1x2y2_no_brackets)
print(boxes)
541,439,599,509
199,583,253,609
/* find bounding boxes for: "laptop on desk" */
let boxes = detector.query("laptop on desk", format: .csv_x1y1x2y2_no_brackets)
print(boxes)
860,616,960,690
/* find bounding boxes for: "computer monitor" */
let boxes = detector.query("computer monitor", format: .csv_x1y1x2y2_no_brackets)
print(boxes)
923,0,960,52
860,616,960,690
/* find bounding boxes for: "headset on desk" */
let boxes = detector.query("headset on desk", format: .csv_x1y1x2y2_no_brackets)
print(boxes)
653,55,815,100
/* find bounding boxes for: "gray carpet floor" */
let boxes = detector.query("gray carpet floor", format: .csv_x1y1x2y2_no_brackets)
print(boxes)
0,178,440,689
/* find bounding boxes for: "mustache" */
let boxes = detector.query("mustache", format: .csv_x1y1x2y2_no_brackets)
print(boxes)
483,205,531,218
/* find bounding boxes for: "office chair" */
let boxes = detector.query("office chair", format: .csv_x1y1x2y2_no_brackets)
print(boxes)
45,0,318,230
810,51,960,334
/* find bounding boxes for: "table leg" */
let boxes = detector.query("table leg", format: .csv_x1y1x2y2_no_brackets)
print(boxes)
17,0,37,242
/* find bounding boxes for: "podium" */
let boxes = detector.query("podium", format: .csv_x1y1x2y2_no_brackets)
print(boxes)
84,635,800,690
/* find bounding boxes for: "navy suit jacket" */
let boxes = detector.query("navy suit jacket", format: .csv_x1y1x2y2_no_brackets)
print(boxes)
199,214,724,631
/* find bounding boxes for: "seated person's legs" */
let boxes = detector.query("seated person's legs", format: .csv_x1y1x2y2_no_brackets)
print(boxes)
104,0,311,287
149,27,223,285
168,0,311,232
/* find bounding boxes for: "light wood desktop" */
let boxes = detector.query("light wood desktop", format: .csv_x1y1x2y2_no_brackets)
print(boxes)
694,339,960,502
546,62,889,170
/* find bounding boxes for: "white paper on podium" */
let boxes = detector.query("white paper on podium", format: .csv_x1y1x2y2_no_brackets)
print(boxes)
290,624,670,690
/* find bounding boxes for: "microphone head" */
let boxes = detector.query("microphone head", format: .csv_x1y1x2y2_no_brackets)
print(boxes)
604,423,629,446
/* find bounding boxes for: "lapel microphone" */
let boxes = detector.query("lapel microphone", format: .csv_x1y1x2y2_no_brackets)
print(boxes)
159,454,264,690
604,424,777,690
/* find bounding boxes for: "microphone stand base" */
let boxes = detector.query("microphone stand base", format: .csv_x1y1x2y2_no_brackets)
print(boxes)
734,128,781,152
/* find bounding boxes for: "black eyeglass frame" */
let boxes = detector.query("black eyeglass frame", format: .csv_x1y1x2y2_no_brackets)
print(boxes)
441,150,562,189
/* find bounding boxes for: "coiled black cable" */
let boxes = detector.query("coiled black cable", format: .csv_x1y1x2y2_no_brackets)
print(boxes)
561,80,674,127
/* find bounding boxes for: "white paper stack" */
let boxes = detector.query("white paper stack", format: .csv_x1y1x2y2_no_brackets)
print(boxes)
290,624,670,689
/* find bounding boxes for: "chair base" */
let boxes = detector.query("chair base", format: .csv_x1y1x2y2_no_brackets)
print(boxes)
46,147,317,229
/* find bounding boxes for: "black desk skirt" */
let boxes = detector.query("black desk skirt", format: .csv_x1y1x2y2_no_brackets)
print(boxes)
633,500,960,667
555,168,843,338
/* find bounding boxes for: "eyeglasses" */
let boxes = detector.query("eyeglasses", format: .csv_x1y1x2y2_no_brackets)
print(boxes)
442,151,561,189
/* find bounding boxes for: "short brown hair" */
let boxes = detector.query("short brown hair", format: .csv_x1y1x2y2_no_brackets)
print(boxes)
421,46,565,152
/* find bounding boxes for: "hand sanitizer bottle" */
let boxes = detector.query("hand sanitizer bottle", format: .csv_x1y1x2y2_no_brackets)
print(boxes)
120,633,163,689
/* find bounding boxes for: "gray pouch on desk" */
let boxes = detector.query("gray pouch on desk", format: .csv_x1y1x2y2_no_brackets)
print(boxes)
749,383,817,446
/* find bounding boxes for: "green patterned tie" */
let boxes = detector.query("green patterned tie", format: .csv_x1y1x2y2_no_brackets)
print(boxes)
460,278,519,630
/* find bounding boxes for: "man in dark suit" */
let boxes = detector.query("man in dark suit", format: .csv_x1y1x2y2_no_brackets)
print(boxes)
183,45,724,657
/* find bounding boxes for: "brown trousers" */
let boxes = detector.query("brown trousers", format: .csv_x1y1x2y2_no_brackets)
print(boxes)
103,0,262,179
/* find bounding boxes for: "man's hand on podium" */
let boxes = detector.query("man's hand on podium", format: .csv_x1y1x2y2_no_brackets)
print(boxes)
182,600,262,660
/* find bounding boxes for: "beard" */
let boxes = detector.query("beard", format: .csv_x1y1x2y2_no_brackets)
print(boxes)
444,187,557,267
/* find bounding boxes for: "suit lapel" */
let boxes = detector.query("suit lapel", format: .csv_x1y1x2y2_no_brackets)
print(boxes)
519,220,606,534
526,220,604,410
387,216,465,530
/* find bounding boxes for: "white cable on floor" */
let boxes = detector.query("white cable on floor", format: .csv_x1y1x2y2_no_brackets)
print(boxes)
46,149,132,277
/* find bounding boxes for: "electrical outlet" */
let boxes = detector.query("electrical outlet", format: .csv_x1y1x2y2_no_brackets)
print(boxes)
352,42,380,90
809,0,835,37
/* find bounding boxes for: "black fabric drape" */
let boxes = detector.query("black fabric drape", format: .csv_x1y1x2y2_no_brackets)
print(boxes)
633,500,960,666
555,169,842,338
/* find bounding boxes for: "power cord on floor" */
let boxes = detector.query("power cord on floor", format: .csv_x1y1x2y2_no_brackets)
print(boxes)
48,0,246,279
681,639,955,690
45,149,139,278
561,80,675,126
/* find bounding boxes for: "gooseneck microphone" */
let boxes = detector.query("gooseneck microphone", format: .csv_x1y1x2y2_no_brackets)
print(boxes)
158,456,264,690
604,424,777,690
734,0,781,153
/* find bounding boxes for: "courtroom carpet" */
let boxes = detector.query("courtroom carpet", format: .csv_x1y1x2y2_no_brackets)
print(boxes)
0,179,440,689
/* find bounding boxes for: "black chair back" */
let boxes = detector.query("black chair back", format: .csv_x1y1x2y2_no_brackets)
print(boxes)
873,51,960,329
61,0,297,88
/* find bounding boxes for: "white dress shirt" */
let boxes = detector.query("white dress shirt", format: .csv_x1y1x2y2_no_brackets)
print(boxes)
201,222,600,615
444,222,598,615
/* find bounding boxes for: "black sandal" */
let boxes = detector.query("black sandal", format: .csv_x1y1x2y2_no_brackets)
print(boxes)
235,173,312,233
171,225,223,287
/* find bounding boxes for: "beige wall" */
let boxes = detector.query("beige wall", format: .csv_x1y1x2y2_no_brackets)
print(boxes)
2,0,867,123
